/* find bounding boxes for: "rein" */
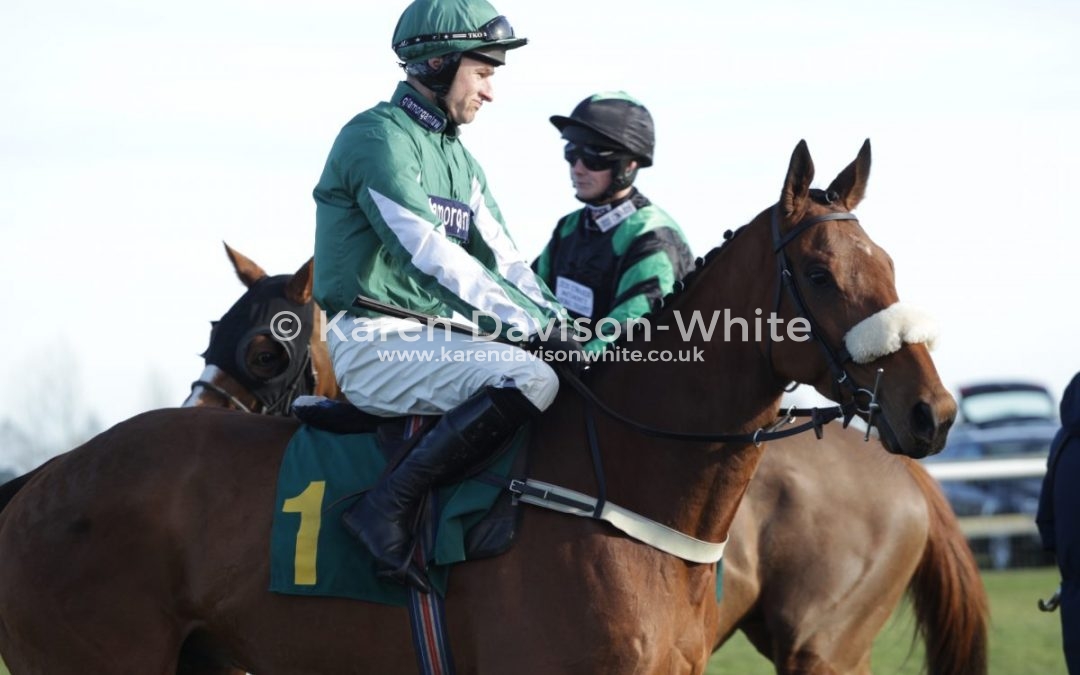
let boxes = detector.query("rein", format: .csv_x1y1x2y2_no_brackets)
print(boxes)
189,375,257,413
561,373,850,446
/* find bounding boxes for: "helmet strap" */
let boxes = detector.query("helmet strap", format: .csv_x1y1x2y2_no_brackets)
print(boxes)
611,159,638,193
584,159,638,205
403,52,463,102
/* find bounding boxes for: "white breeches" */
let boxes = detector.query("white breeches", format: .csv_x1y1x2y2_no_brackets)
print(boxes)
327,317,559,416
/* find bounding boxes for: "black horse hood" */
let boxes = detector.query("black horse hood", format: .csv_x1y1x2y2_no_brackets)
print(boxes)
1060,371,1080,433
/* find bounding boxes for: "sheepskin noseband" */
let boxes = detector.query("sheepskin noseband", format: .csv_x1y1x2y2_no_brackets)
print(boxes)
843,303,938,364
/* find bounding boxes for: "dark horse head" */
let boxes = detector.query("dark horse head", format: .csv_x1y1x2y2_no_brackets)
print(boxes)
182,243,337,414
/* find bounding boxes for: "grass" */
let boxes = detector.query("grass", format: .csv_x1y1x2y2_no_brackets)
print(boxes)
0,568,1067,674
706,566,1067,674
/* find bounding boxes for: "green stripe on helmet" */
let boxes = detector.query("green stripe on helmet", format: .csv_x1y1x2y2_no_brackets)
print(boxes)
589,91,646,107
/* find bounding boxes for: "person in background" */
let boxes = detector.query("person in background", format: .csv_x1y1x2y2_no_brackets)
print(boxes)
1037,371,1080,673
534,92,694,352
312,0,568,592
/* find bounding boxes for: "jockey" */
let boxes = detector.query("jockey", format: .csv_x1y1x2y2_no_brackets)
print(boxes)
533,92,695,351
312,0,568,592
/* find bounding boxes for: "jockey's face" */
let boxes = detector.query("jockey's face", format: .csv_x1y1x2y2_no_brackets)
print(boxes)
569,157,613,203
444,56,496,126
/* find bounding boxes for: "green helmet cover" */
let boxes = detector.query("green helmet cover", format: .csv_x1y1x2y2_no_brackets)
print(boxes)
393,0,527,64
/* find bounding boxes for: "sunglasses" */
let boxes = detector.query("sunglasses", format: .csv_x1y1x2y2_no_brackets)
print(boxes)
563,142,620,171
394,15,516,50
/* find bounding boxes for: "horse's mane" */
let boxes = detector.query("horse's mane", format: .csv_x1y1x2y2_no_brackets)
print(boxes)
590,189,840,361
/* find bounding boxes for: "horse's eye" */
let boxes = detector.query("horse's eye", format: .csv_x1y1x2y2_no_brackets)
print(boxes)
245,337,288,379
807,269,833,288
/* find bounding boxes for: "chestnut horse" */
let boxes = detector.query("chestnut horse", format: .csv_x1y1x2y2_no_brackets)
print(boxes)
0,140,957,675
184,249,987,675
715,430,988,674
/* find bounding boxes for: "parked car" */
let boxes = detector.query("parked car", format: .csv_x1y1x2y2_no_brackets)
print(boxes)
922,381,1057,568
955,381,1057,428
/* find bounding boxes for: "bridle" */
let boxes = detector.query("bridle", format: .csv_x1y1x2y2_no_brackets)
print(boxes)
189,347,314,416
188,274,317,416
768,198,883,423
562,198,883,445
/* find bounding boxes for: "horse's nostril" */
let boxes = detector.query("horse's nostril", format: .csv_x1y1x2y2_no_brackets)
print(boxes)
911,401,936,442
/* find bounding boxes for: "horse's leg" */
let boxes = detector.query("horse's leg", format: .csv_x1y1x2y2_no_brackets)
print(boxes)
710,494,764,650
774,654,842,675
0,542,185,675
0,583,181,675
176,640,247,675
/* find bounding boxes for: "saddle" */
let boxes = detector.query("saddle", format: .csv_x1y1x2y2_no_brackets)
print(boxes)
291,396,526,560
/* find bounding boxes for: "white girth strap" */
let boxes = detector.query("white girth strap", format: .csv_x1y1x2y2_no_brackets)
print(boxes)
514,478,727,564
843,302,939,365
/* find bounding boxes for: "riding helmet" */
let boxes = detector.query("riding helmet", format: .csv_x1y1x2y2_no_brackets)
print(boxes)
392,0,527,96
550,92,655,167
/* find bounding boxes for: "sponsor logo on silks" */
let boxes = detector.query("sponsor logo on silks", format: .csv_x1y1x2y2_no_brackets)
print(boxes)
594,200,637,232
555,276,594,318
428,195,473,243
399,95,446,133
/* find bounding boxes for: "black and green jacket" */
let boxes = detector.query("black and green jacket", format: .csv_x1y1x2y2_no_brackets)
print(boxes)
533,190,694,352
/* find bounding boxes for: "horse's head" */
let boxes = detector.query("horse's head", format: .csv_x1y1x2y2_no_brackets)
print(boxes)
759,140,955,457
182,243,327,414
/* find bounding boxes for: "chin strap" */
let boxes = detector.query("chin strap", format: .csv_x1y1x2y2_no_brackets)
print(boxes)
403,53,462,100
580,160,639,205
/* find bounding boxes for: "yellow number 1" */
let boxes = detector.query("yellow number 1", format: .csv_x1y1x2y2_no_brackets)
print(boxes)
282,481,326,585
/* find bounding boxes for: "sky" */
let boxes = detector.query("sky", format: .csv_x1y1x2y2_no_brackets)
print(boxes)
1,0,1078,459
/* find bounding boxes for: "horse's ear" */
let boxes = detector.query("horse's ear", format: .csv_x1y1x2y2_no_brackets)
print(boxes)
223,242,267,288
825,139,871,211
286,257,314,305
781,140,815,219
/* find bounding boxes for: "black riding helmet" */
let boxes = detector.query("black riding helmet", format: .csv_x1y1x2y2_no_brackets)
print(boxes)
550,92,655,202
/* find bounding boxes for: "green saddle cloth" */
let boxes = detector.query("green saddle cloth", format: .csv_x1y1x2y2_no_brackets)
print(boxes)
269,424,524,606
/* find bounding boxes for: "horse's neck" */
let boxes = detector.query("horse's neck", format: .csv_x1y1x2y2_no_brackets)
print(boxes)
540,224,785,546
597,223,782,428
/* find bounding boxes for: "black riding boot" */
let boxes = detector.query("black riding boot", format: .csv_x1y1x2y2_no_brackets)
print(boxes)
342,386,540,592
